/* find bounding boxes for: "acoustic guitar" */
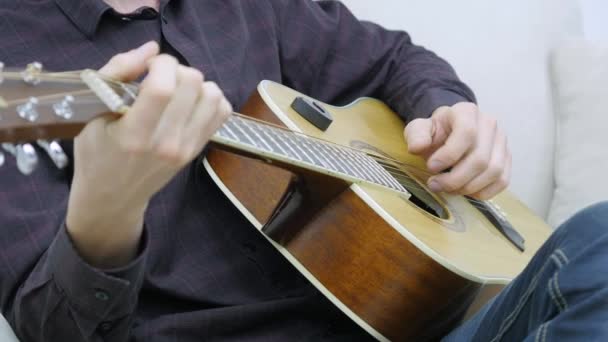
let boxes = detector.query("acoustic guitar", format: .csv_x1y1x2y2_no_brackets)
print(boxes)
0,63,552,341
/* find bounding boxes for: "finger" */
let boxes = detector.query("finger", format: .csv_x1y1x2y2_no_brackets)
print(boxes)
114,55,179,144
472,152,512,200
427,108,479,173
459,131,507,195
427,115,496,193
404,118,434,154
186,82,231,155
99,41,159,81
153,66,204,152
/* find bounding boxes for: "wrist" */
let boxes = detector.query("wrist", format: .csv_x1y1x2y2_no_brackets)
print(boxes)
66,187,148,268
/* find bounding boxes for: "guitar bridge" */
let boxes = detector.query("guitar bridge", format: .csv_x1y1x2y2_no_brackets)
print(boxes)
467,197,526,252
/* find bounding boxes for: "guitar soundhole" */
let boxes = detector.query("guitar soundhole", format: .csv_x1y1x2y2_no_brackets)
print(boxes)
375,159,449,220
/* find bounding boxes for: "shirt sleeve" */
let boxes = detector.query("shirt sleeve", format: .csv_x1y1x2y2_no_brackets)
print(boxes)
269,0,476,121
7,223,148,342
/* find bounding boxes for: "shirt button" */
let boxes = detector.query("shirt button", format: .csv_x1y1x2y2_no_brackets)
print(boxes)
94,289,110,302
99,321,114,333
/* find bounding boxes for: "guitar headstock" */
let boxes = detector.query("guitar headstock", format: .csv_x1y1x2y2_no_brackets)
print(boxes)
0,62,137,174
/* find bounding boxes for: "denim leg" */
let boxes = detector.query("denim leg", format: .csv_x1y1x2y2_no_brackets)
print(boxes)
443,201,608,342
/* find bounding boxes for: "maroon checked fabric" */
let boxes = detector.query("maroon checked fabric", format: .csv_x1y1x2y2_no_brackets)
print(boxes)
0,0,475,341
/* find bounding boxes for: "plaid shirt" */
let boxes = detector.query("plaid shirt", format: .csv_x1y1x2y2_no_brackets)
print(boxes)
0,0,475,341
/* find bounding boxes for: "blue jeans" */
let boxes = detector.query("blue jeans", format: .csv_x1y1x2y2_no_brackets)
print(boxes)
443,201,608,342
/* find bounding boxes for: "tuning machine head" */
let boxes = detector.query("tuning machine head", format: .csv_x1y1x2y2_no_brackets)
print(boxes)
53,95,75,119
17,97,40,122
22,62,43,85
37,140,68,169
2,143,38,175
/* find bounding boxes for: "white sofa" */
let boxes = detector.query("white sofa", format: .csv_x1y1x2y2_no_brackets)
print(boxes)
0,0,597,340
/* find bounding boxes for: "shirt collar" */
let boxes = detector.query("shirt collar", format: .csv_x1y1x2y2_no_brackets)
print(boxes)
54,0,111,39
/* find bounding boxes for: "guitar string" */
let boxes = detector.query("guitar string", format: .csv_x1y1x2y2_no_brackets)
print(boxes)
1,73,503,206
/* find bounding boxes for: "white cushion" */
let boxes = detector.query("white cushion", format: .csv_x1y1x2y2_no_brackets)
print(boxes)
0,313,19,342
547,39,608,228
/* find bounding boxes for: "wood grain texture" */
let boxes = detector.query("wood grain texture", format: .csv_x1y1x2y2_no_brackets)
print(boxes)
268,189,479,341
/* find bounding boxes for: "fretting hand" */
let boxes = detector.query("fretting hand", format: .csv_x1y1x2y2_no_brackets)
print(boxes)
404,102,511,200
66,42,232,268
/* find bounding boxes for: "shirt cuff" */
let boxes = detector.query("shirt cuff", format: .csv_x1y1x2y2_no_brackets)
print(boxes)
48,223,148,321
408,88,473,121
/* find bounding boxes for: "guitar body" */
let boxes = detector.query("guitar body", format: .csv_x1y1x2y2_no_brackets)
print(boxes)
205,81,551,341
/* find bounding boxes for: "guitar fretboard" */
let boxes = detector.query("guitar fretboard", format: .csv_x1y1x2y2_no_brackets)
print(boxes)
213,115,407,193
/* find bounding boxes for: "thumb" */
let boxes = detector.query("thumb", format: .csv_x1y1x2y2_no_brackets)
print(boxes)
99,41,159,81
404,118,434,154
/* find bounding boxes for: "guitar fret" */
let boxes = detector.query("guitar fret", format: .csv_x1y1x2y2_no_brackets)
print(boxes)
308,140,346,173
256,125,290,156
238,118,276,154
265,127,316,165
216,122,240,141
290,134,327,167
294,135,338,171
322,144,369,181
286,133,319,165
261,127,302,161
267,127,303,161
225,118,258,147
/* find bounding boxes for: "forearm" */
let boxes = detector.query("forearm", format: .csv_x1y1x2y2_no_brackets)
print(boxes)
8,224,147,342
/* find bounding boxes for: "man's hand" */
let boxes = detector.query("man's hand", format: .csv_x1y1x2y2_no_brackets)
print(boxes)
404,102,511,200
66,41,232,268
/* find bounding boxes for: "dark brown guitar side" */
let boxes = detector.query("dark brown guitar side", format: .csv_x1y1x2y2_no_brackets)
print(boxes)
207,84,482,341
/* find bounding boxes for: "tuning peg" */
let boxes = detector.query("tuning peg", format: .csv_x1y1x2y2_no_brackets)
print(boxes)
17,97,40,122
2,143,38,175
53,95,75,119
16,143,38,175
22,62,43,85
37,140,68,169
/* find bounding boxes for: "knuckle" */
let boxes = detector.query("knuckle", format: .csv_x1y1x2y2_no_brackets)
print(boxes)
119,138,149,155
145,82,174,101
109,53,129,68
486,160,503,178
156,140,189,165
471,154,489,171
439,177,459,192
181,67,204,85
204,82,223,100
155,54,178,65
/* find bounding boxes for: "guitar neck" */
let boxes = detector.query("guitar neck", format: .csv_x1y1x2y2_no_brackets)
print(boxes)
210,115,408,195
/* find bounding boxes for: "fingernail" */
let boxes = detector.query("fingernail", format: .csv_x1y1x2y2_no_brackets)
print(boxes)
428,180,443,192
429,160,445,172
